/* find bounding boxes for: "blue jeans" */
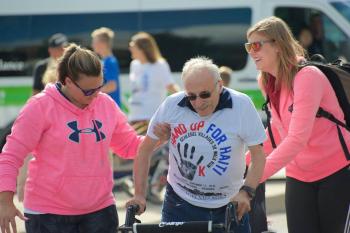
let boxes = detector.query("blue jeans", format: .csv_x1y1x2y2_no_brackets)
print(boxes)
25,205,118,233
161,184,251,233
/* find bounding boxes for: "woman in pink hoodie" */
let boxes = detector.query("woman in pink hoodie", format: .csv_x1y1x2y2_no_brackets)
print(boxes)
0,44,145,233
246,17,350,233
245,16,350,233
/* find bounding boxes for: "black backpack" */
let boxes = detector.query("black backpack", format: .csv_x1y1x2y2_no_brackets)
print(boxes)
262,55,350,160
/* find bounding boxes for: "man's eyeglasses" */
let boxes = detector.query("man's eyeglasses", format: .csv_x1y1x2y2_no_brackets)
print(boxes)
70,78,104,96
186,82,218,101
244,40,275,53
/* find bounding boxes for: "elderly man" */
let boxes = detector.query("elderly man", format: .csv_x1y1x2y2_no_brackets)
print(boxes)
127,57,266,233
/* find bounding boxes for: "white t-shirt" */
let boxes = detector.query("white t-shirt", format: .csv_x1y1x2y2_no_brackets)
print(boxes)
128,59,175,121
148,88,266,208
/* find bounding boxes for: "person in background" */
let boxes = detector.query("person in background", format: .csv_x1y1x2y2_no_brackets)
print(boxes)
219,66,233,87
298,27,314,54
128,32,180,203
91,27,122,194
308,13,324,56
308,13,338,61
127,57,266,233
91,27,121,107
32,33,68,95
245,16,350,233
128,31,179,122
0,43,147,233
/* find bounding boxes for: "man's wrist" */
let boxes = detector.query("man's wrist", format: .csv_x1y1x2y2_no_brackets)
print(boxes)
239,185,256,199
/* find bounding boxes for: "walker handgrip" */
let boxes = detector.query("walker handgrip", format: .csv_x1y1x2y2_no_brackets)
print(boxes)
125,204,140,227
224,202,239,233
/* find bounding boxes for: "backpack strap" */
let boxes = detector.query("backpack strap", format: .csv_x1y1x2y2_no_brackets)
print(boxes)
316,107,350,130
316,107,350,160
262,96,277,149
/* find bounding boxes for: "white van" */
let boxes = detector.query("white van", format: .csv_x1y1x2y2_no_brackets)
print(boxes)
0,0,350,135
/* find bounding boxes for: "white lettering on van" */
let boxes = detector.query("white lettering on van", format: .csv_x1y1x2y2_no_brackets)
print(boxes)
0,59,25,71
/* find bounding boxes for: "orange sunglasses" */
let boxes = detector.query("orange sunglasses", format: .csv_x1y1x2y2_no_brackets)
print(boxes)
244,40,275,53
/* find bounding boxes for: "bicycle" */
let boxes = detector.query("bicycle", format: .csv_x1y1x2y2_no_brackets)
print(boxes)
118,202,239,233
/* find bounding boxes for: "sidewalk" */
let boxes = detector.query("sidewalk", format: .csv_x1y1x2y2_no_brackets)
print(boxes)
14,180,287,233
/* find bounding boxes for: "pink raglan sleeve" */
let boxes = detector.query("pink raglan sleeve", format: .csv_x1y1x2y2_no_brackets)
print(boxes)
261,66,325,181
109,106,144,159
0,98,45,192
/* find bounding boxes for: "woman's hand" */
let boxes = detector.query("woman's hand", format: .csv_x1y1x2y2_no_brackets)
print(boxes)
0,191,27,233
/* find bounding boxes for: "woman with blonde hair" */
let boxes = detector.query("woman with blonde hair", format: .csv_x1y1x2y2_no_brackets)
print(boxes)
128,32,179,124
245,16,350,233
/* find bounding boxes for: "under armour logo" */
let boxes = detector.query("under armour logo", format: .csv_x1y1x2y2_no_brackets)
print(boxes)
67,120,106,143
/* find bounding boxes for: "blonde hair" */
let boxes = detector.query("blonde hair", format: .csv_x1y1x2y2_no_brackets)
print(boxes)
91,27,115,48
57,43,102,84
247,16,305,91
42,59,58,85
131,32,163,63
219,66,233,87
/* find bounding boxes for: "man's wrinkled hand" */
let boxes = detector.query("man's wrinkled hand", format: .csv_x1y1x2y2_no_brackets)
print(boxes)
125,195,147,216
230,191,251,221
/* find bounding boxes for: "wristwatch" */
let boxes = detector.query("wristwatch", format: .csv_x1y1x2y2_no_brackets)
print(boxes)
239,185,256,199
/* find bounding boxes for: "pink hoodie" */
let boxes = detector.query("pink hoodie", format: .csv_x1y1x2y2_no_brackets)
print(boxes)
247,66,350,182
0,84,143,215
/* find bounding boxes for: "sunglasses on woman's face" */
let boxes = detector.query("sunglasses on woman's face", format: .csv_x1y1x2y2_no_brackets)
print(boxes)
70,78,104,96
186,82,218,101
244,40,275,53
